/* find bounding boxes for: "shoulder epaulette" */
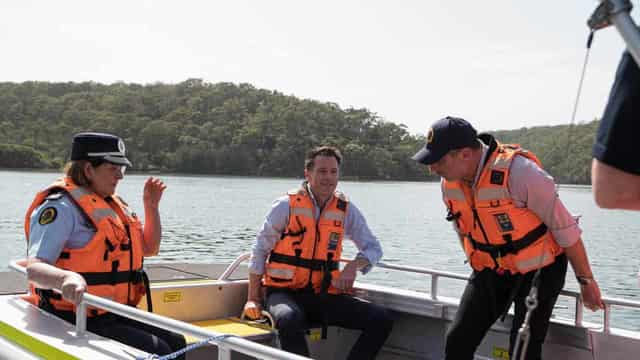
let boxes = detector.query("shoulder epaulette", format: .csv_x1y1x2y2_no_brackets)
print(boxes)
45,192,64,201
334,191,348,202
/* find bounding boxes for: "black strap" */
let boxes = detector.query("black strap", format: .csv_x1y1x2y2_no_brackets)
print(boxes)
142,270,153,312
268,252,339,272
280,216,307,241
36,288,62,305
78,269,145,286
319,253,335,340
468,223,548,258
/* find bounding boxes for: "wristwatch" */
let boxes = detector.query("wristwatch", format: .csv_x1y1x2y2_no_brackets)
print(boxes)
576,276,594,286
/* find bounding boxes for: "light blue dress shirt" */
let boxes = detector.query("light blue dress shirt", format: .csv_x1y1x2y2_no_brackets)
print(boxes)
28,193,95,264
248,193,383,275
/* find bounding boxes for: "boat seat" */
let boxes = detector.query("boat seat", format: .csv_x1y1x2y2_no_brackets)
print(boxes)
185,317,275,344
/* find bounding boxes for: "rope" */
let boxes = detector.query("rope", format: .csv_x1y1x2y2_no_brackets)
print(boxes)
135,334,235,360
512,28,596,360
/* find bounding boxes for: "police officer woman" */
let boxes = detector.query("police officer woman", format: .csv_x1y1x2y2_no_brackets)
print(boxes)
24,132,186,358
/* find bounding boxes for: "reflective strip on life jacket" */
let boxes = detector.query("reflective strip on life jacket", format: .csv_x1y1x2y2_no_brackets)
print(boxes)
515,251,553,273
322,211,345,222
476,187,510,201
291,207,313,218
491,156,512,170
266,267,295,279
443,188,466,201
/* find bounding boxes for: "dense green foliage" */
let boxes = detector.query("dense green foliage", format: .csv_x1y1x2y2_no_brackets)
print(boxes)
493,121,599,184
0,80,598,183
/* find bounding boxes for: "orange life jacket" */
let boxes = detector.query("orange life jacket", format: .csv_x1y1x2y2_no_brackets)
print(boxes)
443,137,563,274
24,177,146,316
263,185,346,295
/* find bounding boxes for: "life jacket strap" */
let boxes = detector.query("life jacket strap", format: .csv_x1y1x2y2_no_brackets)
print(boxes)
78,268,145,286
468,223,548,258
268,252,339,272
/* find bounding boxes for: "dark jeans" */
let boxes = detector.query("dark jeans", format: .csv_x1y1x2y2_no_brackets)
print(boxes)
49,309,187,359
445,254,568,360
265,289,394,360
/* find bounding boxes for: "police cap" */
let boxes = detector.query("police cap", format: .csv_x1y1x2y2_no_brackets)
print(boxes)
71,132,132,166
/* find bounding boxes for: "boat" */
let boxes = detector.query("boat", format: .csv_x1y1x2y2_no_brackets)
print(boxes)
2,253,640,360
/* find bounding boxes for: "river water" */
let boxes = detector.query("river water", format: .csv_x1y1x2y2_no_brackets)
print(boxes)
1,170,639,330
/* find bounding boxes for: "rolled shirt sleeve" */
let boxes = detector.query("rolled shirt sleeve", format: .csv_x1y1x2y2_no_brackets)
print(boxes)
344,202,383,274
507,155,582,248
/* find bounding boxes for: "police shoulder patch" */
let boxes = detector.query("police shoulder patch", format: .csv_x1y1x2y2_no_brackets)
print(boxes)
38,207,58,225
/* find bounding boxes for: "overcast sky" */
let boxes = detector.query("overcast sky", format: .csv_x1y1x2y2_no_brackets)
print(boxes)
2,1,637,135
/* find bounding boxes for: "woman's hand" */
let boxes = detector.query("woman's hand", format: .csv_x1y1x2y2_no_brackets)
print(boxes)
143,177,166,209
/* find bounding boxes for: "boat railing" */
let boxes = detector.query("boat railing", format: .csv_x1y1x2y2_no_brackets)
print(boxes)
377,261,640,334
8,260,310,360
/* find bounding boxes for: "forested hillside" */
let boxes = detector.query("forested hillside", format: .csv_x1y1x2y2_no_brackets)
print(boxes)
0,79,598,184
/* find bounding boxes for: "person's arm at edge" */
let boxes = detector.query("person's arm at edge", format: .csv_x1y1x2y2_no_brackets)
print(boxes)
509,156,604,311
591,159,640,210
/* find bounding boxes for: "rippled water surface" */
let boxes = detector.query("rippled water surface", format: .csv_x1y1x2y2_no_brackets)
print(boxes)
2,170,639,330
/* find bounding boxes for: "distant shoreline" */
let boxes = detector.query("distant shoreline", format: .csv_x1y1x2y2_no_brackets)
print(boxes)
0,168,593,187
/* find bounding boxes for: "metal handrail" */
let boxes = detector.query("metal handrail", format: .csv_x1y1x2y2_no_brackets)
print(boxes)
9,260,310,360
219,252,251,281
377,261,640,334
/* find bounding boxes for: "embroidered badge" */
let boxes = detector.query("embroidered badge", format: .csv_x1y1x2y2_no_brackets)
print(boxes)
494,213,514,232
38,207,57,225
426,127,434,144
490,170,505,185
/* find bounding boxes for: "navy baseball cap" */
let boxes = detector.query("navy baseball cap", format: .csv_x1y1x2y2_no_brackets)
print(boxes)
411,116,478,165
71,132,132,166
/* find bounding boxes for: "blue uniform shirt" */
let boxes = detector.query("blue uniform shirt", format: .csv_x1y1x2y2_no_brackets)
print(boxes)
249,194,383,275
28,193,95,264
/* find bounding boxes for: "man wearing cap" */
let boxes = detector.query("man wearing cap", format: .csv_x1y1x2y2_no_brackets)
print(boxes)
412,117,603,360
24,132,186,358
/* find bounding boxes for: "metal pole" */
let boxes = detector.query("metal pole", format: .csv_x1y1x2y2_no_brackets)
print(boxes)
605,0,640,65
431,275,438,301
218,345,232,360
75,301,87,335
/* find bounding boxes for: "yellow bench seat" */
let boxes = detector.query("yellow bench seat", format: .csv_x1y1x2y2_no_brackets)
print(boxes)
185,317,274,344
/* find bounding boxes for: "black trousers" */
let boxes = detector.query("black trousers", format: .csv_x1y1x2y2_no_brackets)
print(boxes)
265,289,394,360
48,308,187,359
445,254,568,360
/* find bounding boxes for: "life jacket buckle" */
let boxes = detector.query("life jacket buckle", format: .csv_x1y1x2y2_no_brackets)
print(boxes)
446,210,461,222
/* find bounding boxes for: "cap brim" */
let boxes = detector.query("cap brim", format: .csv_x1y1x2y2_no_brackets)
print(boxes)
411,146,446,165
102,155,132,167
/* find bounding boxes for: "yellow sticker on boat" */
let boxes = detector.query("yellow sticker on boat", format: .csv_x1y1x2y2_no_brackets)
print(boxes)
308,328,322,341
163,291,182,303
492,346,510,359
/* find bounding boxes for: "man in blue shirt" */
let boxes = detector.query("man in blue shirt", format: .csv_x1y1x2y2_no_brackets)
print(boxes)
243,146,393,359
